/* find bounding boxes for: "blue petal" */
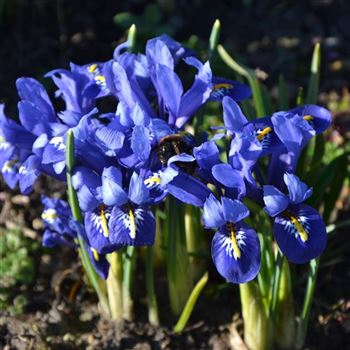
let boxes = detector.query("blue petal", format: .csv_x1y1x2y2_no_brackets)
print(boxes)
18,155,41,194
167,153,195,166
202,194,225,228
42,230,74,248
274,204,327,264
1,159,19,189
283,173,313,204
101,167,128,206
109,206,155,246
128,172,150,205
222,96,248,132
76,184,100,212
155,64,183,122
176,61,212,129
86,244,110,280
221,197,249,223
289,104,331,134
212,164,245,191
150,118,174,142
263,185,290,217
18,101,52,136
85,206,118,254
166,172,211,207
194,141,219,170
211,223,261,283
16,77,55,118
131,103,150,126
146,38,174,70
210,77,251,102
131,125,151,162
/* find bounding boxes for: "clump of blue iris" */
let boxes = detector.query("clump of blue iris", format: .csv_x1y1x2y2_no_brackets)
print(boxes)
0,34,331,283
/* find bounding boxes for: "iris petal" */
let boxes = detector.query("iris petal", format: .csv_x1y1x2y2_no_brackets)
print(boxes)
202,194,225,228
283,173,313,204
211,223,260,283
274,204,327,264
263,185,290,217
109,206,155,246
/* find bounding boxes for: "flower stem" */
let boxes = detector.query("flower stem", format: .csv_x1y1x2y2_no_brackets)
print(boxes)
146,246,159,326
122,245,135,321
269,250,284,321
106,251,123,320
295,258,319,349
65,129,110,317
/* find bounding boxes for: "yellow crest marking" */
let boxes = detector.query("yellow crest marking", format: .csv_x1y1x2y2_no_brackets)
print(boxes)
212,83,233,91
289,214,308,242
129,209,136,239
144,177,161,185
303,115,314,122
91,247,99,261
88,64,98,73
41,210,58,221
257,126,272,141
95,75,106,83
100,205,109,238
228,223,241,259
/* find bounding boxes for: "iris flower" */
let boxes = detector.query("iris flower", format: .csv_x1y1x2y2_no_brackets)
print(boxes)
263,173,327,263
203,194,261,283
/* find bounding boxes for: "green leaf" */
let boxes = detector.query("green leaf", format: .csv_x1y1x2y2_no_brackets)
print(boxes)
218,44,266,117
173,271,209,333
306,42,321,104
208,19,221,56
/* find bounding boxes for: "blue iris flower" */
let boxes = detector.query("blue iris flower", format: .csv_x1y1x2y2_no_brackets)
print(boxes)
263,173,327,263
41,196,77,247
202,194,261,283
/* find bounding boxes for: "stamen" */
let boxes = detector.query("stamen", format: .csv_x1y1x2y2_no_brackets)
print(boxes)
212,83,233,91
91,247,99,261
129,208,136,239
41,209,58,221
144,177,161,185
303,115,314,122
288,213,309,242
88,64,98,73
227,223,241,259
100,204,109,238
95,75,106,84
257,126,272,141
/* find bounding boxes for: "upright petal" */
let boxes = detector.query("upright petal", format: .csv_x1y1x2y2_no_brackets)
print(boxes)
283,173,313,204
221,197,250,223
263,185,289,217
202,194,225,228
222,96,248,132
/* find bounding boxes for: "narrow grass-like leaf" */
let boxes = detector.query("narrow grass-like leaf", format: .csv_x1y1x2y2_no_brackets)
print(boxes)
218,44,266,116
306,42,321,104
173,271,209,333
208,19,221,57
65,129,110,317
127,24,137,53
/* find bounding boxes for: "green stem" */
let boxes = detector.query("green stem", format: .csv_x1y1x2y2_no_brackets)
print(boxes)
173,272,208,333
65,129,110,317
146,246,159,326
269,250,284,321
106,251,123,320
240,282,272,350
295,258,319,349
122,245,135,321
166,197,192,315
218,44,266,117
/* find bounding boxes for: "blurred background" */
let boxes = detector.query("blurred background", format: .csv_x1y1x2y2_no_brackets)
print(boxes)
1,0,350,108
